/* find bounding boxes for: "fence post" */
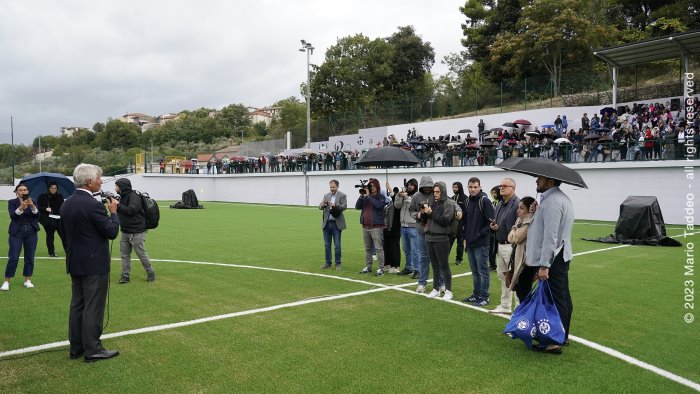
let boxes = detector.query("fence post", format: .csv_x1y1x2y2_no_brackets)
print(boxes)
524,77,528,110
500,80,503,113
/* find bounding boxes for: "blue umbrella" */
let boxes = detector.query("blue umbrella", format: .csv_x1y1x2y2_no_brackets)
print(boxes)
541,124,556,129
19,172,75,201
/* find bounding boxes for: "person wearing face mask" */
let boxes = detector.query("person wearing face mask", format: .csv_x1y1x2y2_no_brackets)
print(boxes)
38,181,66,257
1,183,40,291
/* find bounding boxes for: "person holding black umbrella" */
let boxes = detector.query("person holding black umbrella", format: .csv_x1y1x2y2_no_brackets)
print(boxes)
517,176,574,354
37,181,66,257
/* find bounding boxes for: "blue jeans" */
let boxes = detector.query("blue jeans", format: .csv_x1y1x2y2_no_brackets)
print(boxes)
417,231,431,285
323,220,342,265
400,226,419,271
467,245,490,300
5,225,38,278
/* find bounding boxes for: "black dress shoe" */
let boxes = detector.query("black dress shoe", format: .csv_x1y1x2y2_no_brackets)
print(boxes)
69,351,84,360
84,349,120,362
49,253,57,257
410,272,419,279
397,268,412,275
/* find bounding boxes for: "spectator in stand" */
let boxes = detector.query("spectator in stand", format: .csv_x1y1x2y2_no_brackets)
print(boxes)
561,115,568,137
554,115,563,135
581,113,590,132
590,114,600,131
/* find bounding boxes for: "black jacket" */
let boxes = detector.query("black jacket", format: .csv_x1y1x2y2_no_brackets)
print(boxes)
116,178,146,234
38,192,64,225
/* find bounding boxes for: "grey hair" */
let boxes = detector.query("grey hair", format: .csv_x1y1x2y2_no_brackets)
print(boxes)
503,177,516,187
73,163,103,188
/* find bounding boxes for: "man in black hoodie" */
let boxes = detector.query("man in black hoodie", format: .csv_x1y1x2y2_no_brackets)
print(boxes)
115,178,155,283
461,177,495,306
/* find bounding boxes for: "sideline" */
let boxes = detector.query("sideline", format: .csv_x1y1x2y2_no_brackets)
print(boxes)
2,247,699,391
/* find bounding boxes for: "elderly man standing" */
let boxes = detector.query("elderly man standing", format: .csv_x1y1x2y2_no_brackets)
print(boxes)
319,179,347,270
61,163,121,362
517,176,574,354
488,178,520,314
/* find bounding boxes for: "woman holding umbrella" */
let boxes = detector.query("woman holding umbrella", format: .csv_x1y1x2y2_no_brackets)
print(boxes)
38,181,66,257
1,183,40,291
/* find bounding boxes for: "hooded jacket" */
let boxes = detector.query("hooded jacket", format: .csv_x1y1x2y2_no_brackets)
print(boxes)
394,178,418,227
461,189,495,247
408,176,434,234
115,178,146,234
354,178,386,228
422,181,455,242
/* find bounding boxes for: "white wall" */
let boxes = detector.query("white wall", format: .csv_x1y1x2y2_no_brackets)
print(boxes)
16,160,680,225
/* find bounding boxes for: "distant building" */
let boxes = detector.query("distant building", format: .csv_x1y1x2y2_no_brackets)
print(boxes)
119,112,157,131
247,106,280,127
60,127,87,137
157,113,179,125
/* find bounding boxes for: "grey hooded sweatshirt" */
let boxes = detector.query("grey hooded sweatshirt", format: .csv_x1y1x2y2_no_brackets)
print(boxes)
423,181,456,242
408,176,434,234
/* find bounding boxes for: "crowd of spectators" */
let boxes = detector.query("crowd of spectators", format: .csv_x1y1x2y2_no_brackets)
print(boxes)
164,100,699,175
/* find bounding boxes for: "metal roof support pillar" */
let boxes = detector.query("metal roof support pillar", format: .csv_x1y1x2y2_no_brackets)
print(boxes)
683,55,690,102
612,67,618,108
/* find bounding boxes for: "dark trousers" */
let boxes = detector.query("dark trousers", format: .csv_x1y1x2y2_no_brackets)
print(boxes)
515,250,573,340
5,226,38,278
448,231,464,262
41,218,66,255
322,221,342,265
383,230,402,268
69,274,109,356
426,238,452,291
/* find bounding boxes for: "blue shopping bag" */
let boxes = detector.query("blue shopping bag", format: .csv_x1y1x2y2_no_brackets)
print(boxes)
533,280,566,347
503,281,541,349
503,280,565,349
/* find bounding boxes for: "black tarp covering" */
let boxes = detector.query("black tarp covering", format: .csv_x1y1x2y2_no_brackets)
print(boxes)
584,196,681,246
170,189,204,209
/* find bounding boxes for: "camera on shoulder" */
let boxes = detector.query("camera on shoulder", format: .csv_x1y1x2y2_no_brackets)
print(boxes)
99,191,120,204
354,179,373,195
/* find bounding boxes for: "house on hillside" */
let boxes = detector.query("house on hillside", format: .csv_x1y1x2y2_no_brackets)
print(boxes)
247,106,280,127
60,126,87,137
120,112,157,131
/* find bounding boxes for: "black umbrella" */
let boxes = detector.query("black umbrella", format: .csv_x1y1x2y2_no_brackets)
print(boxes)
598,135,613,142
596,127,611,133
354,146,420,181
503,122,518,128
20,172,76,201
458,129,473,134
584,133,600,141
600,107,616,116
496,157,588,188
480,140,497,147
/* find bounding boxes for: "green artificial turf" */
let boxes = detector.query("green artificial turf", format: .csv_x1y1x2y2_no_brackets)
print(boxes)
0,201,697,392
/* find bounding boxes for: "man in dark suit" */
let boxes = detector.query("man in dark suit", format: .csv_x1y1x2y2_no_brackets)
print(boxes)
319,179,347,270
60,163,121,362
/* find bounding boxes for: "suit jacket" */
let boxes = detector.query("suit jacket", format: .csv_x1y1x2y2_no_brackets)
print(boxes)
60,189,120,276
8,198,40,235
319,191,347,231
525,187,574,267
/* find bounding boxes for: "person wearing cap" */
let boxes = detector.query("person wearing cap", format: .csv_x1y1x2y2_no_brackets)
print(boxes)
115,178,155,283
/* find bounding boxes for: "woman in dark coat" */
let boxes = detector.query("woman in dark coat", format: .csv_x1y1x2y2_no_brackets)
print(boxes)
1,183,40,291
37,181,66,257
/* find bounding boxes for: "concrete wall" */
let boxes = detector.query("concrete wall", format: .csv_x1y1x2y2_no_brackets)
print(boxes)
25,160,685,225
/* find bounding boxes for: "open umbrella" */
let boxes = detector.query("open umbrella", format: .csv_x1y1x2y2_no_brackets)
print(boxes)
446,142,461,147
458,129,473,134
463,134,477,141
598,135,613,142
502,122,518,128
490,127,504,132
525,131,541,137
495,157,588,188
513,119,532,126
584,133,600,141
466,143,479,149
595,127,611,133
600,107,616,116
480,140,497,147
20,172,76,202
554,137,571,144
541,124,556,129
354,146,419,182
484,134,500,140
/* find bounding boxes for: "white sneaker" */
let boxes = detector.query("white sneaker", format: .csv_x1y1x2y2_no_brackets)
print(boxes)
489,306,511,314
23,280,34,289
426,289,440,298
0,281,8,291
416,285,426,293
390,267,399,274
443,290,453,300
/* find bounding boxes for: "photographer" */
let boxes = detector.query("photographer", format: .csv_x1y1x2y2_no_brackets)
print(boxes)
394,178,419,276
1,183,40,291
319,180,347,270
115,178,156,284
355,178,386,276
408,176,436,293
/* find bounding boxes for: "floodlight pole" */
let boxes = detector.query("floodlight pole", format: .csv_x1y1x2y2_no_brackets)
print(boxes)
300,40,314,149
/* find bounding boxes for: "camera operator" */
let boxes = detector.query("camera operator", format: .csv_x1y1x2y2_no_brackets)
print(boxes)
408,176,437,293
1,183,40,291
115,178,156,284
355,178,386,276
61,163,120,362
319,180,347,270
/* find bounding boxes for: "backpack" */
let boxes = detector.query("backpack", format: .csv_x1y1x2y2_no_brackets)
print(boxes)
135,191,160,229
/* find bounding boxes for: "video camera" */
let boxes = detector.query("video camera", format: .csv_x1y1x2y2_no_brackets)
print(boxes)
354,179,373,195
99,191,120,204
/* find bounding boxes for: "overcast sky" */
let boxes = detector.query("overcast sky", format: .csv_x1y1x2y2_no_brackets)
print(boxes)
0,0,466,144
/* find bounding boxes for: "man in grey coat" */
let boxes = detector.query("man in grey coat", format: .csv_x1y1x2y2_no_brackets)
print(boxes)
519,176,574,354
319,179,347,270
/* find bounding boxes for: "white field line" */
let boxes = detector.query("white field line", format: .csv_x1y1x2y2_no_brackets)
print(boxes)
2,245,699,391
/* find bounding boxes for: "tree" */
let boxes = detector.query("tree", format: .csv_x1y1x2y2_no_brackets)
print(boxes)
489,0,615,96
92,122,105,134
384,26,435,102
219,103,252,131
95,120,141,151
310,34,393,117
271,97,306,139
